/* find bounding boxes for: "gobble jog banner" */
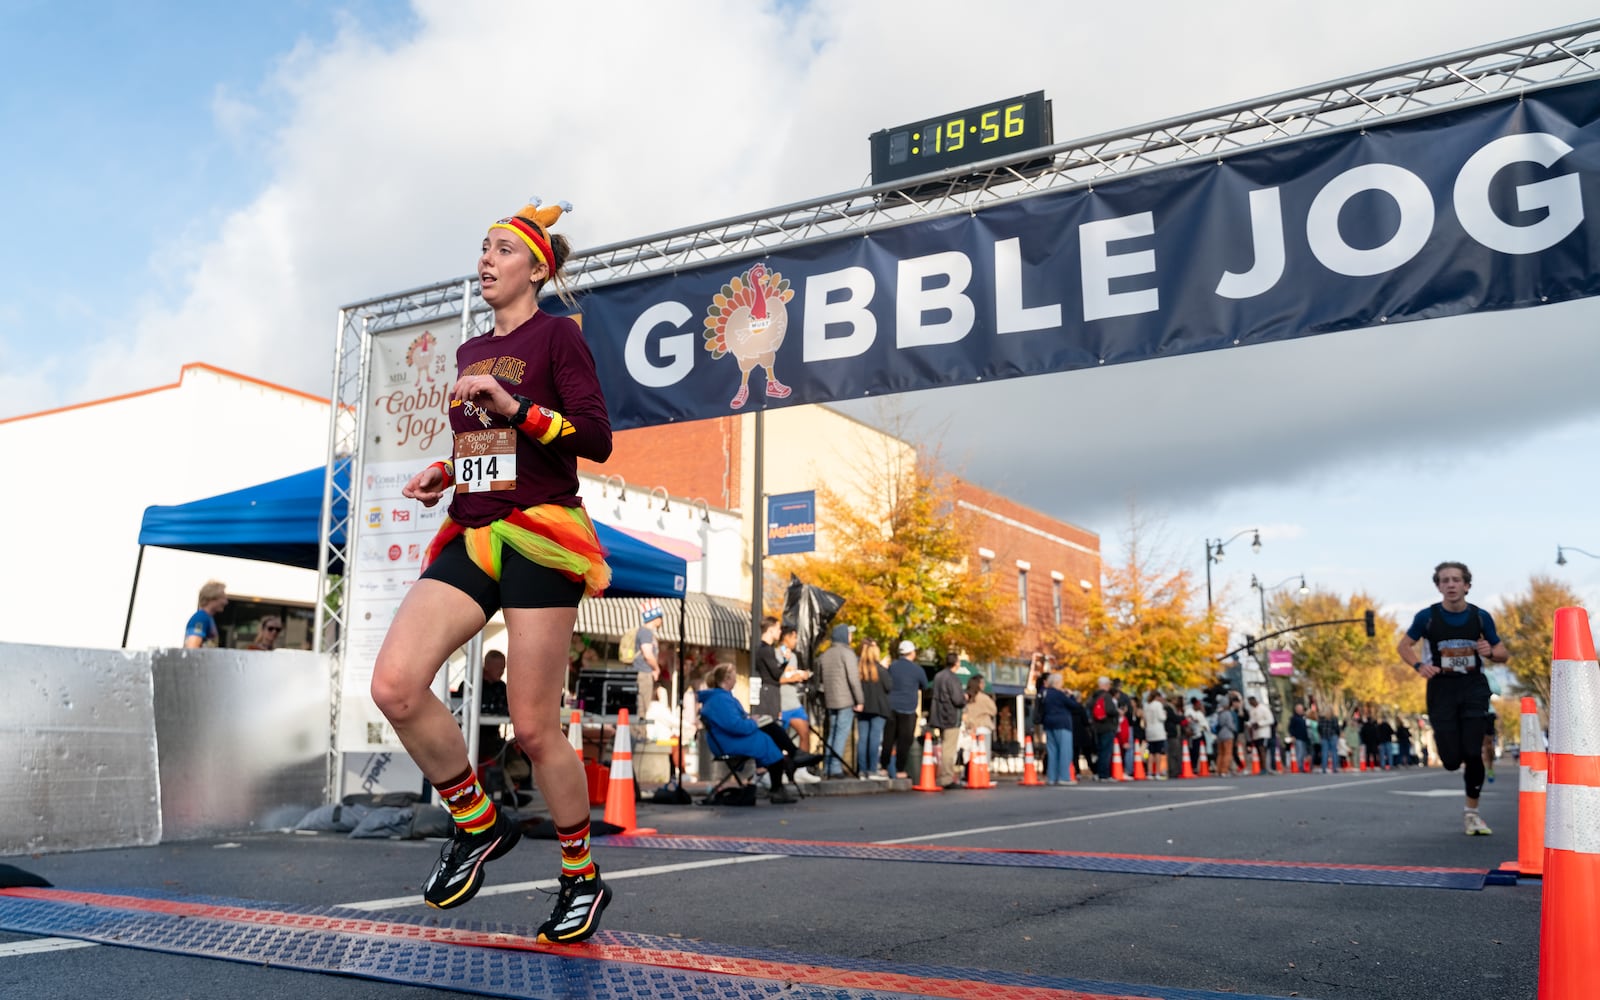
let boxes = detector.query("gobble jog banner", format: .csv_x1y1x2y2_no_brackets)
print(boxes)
576,78,1600,430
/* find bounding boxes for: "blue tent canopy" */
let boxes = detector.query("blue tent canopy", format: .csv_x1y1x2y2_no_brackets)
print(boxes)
137,465,687,598
139,467,346,571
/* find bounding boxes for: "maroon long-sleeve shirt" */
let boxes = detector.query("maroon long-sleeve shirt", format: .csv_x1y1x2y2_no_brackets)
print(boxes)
446,311,612,527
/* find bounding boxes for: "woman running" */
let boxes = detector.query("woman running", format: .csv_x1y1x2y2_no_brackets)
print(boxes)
370,197,614,943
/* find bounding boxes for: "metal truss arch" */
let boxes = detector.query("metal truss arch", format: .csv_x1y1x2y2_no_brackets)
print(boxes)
317,18,1600,669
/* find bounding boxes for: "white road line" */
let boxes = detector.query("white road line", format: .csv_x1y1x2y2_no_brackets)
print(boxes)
342,854,781,910
0,938,99,957
0,770,1436,956
874,772,1422,844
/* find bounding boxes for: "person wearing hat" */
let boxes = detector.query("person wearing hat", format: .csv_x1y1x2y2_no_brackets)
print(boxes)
882,639,928,778
372,196,614,944
631,601,663,710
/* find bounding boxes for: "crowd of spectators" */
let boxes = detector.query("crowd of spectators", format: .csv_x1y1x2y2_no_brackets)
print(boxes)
551,619,1441,795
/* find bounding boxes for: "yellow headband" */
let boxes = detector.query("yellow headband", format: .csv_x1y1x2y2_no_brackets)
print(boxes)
489,198,570,271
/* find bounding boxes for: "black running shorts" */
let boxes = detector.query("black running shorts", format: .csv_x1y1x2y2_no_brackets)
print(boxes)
420,534,585,619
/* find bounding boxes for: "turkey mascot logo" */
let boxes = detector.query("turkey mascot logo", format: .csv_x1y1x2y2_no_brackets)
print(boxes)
701,262,796,410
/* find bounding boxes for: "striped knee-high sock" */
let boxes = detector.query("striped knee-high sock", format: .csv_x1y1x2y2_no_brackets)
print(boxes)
556,819,596,879
436,768,498,837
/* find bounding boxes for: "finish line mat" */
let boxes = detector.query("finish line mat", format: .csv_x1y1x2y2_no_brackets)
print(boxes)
0,885,1296,1000
598,834,1495,890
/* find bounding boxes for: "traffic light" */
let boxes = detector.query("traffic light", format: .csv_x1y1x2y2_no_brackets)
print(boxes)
1363,609,1376,637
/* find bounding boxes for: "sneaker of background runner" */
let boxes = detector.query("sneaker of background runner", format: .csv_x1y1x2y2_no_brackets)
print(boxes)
537,868,613,943
1463,810,1493,836
1486,766,1496,783
422,810,521,909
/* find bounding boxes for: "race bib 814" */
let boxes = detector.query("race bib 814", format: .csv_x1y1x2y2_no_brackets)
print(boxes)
453,429,517,493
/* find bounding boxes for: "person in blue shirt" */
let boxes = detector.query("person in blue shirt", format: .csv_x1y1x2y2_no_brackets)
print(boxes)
882,640,929,778
183,580,227,648
1397,561,1507,836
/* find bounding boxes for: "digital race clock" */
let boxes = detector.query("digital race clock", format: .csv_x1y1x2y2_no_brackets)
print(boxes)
869,91,1053,185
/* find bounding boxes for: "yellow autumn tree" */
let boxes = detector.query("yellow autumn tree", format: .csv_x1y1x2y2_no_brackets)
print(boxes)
1494,573,1588,708
1049,514,1219,696
1272,588,1417,715
770,453,1017,662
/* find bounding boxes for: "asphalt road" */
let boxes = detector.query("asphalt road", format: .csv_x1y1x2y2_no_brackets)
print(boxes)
0,765,1537,999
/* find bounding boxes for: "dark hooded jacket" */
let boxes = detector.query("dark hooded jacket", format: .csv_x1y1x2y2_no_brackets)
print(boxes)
817,624,863,711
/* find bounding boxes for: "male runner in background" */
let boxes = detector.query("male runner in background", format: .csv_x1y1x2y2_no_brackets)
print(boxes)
1397,561,1506,835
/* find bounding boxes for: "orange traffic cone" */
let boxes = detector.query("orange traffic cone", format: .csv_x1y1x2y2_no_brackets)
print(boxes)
913,732,944,792
1198,747,1211,777
1180,745,1195,779
1539,607,1600,998
1066,751,1076,783
967,732,994,789
602,709,655,835
1273,745,1284,774
1111,741,1127,782
1358,751,1367,772
1132,741,1147,781
1506,695,1547,878
1250,745,1262,775
1019,735,1045,786
567,709,584,760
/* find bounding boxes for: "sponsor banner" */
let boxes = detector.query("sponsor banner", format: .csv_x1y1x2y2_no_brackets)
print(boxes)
574,78,1600,430
1269,649,1294,677
341,321,462,752
766,490,816,555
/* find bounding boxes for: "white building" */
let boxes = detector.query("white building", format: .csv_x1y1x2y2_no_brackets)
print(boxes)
0,364,330,650
0,361,753,652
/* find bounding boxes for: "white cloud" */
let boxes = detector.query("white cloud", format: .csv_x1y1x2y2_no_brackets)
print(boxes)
210,84,261,145
3,0,1596,538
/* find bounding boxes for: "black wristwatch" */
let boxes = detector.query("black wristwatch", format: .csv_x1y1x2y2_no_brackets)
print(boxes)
509,394,533,428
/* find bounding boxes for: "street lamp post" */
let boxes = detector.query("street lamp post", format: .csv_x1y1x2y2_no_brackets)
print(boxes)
1250,573,1310,734
1251,573,1310,632
1204,529,1262,614
1556,545,1600,566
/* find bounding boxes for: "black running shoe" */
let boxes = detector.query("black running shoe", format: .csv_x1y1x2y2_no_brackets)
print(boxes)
536,867,613,944
422,810,521,909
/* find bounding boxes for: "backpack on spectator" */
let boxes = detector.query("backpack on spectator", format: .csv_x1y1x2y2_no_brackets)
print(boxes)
1092,695,1108,721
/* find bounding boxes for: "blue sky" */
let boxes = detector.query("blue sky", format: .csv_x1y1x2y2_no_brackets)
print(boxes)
2,1,1596,642
0,0,414,363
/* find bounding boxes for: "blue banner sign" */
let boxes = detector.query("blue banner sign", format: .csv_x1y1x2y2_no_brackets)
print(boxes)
579,79,1600,430
766,491,817,555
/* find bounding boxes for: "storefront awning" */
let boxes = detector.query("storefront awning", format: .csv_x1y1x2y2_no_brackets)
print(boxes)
577,592,752,649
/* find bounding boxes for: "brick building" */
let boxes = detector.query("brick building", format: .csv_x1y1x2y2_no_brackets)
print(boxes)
952,479,1101,662
580,406,1101,668
580,415,744,512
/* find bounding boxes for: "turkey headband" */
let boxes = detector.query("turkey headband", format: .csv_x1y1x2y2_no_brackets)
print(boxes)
490,198,570,271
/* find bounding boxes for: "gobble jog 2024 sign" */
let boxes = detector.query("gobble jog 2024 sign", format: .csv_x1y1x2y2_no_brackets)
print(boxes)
573,78,1600,431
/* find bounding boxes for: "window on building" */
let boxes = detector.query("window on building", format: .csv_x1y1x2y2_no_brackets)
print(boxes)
1018,569,1028,625
1052,578,1062,626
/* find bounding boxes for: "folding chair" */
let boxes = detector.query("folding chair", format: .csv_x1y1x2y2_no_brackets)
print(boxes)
700,725,757,803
